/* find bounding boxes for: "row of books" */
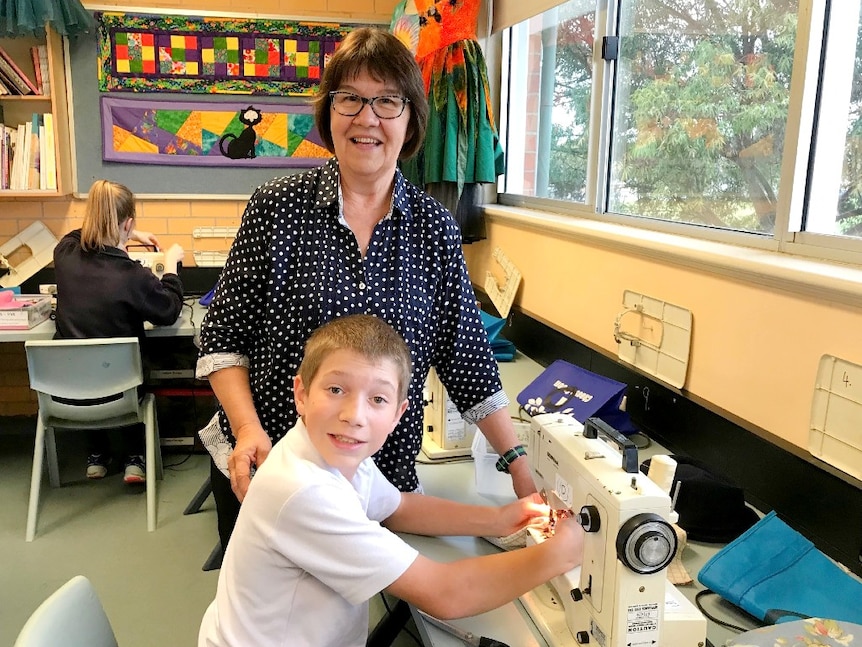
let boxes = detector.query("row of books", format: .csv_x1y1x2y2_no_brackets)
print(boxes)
0,113,57,191
0,44,49,96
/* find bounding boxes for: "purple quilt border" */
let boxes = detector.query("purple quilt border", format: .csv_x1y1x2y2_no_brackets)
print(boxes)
101,95,329,168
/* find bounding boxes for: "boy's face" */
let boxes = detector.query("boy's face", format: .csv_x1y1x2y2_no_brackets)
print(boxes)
294,348,408,480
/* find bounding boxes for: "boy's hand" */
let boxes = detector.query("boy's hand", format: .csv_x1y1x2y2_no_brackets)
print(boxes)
497,493,551,537
546,514,585,572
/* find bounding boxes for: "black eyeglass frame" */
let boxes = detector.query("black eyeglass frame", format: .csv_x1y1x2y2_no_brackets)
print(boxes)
328,91,411,119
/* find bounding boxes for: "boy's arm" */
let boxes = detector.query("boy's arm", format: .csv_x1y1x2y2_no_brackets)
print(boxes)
382,492,547,538
385,518,584,619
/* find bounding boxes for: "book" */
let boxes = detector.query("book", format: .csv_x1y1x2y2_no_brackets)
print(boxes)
38,122,46,189
42,113,56,190
0,62,24,95
29,46,43,94
0,44,38,95
0,124,8,189
27,114,40,190
37,45,50,96
11,123,26,190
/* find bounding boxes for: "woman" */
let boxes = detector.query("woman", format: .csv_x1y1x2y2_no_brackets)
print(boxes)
53,179,184,483
196,28,534,550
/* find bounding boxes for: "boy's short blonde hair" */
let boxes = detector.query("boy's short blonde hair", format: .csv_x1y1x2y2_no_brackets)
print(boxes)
299,315,413,401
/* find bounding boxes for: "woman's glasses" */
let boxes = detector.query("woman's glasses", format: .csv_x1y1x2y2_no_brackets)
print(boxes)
329,91,410,119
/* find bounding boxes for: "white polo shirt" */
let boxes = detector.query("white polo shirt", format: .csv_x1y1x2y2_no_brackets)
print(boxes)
199,419,419,647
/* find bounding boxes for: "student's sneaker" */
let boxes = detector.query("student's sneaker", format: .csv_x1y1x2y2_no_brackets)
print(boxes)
123,455,146,484
86,454,109,479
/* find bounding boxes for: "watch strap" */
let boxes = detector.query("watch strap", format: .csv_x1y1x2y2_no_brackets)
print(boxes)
495,444,527,473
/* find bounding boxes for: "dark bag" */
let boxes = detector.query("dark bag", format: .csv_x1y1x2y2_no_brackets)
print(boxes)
698,510,862,624
516,359,637,434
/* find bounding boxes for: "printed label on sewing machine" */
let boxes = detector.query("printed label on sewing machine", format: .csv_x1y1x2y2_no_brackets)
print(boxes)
553,474,573,509
626,602,659,646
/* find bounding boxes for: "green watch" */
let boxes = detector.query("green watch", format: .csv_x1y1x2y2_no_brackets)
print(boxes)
495,444,527,473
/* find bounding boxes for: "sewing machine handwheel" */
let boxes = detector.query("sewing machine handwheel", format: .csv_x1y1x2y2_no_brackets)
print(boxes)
616,513,676,574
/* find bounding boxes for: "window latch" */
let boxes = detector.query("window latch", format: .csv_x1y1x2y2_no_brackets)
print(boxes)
602,36,619,61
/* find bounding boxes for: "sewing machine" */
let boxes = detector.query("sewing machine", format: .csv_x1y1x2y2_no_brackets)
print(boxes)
128,251,167,279
522,413,706,647
421,366,477,459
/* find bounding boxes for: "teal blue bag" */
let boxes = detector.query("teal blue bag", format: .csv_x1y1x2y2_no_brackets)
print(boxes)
698,511,862,624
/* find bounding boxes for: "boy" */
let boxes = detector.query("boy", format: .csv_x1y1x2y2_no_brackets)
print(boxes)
198,314,583,647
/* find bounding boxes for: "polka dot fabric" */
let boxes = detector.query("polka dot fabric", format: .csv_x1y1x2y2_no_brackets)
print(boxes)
198,158,506,491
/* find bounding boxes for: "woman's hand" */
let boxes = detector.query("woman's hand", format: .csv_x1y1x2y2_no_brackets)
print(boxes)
496,493,550,537
129,229,160,249
228,421,272,502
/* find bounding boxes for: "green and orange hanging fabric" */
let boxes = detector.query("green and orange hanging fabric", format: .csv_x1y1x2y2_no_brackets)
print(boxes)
391,0,505,242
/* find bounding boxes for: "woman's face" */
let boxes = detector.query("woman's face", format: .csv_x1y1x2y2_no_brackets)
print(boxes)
329,70,410,183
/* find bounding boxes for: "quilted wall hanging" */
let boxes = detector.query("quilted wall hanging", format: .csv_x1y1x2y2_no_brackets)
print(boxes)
101,96,331,167
96,11,364,95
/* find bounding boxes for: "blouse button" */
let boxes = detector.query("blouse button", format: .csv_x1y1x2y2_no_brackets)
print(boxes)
359,282,367,291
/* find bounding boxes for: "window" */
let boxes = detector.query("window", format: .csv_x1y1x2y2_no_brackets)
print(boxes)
805,0,862,240
500,1,595,203
498,0,862,256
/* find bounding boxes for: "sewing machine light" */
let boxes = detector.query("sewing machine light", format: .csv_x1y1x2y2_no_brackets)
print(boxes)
616,513,677,575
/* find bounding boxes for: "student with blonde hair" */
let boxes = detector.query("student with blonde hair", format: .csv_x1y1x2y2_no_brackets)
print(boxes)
199,314,584,647
53,179,185,483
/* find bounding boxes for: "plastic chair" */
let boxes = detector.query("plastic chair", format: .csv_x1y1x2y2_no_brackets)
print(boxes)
13,575,118,647
24,337,163,541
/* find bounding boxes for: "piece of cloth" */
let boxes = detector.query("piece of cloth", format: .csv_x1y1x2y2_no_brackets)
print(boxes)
393,0,504,243
727,618,862,646
196,158,507,493
641,455,760,543
407,0,505,187
53,229,183,341
483,527,528,551
198,420,419,647
666,523,693,585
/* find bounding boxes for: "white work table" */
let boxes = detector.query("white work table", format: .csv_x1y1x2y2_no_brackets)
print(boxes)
406,353,758,647
0,300,208,342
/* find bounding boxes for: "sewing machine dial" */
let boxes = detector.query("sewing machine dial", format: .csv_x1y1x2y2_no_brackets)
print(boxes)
615,513,676,575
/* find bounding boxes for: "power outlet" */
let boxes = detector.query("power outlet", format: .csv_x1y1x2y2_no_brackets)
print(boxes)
39,284,57,295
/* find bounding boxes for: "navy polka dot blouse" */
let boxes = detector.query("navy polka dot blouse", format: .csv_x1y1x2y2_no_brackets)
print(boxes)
197,158,507,491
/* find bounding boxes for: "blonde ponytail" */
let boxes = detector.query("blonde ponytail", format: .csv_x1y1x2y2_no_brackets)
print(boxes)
80,180,135,251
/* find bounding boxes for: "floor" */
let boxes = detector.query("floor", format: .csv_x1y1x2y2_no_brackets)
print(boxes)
0,418,420,647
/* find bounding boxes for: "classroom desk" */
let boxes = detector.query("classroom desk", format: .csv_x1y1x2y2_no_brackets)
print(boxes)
0,300,207,343
405,354,758,647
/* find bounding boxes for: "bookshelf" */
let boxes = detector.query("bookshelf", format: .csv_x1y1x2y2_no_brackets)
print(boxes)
0,27,71,197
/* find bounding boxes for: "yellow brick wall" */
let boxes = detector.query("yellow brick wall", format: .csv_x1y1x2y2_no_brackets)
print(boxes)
0,0,400,415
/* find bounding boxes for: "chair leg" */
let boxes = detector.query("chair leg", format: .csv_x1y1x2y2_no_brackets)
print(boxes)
202,541,223,572
183,476,212,515
26,416,47,542
153,401,164,481
45,427,60,488
143,396,158,532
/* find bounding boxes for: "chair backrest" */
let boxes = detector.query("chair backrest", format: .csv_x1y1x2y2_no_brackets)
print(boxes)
14,576,119,647
25,337,144,426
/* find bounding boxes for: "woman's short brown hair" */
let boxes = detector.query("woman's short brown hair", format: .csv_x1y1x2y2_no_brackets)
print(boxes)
312,28,428,161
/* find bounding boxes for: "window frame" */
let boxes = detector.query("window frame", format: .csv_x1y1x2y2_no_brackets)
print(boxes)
494,0,862,266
